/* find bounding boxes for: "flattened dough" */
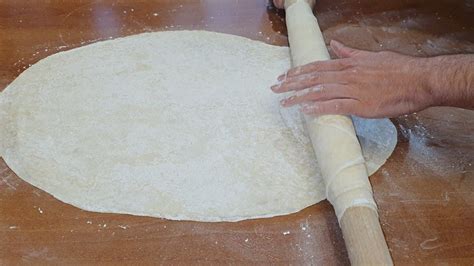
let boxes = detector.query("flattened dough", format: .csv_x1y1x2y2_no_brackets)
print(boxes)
0,31,397,221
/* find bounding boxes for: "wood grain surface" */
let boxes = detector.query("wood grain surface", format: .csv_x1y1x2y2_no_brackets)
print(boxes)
1,0,473,264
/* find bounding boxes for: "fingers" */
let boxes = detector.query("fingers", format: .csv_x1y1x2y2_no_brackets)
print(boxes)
301,99,359,116
272,71,346,93
277,59,351,81
273,41,366,91
330,40,366,59
280,84,352,107
275,41,367,82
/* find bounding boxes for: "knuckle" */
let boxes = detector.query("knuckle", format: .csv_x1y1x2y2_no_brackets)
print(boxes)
351,63,365,72
351,64,362,72
341,70,357,81
304,103,320,115
303,86,322,98
309,73,321,83
315,84,325,92
339,59,354,69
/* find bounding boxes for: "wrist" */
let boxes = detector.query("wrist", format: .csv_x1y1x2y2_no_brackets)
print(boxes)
408,57,440,109
425,54,474,108
423,56,446,107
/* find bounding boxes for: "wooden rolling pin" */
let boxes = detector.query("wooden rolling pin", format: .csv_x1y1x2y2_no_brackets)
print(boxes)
281,0,393,264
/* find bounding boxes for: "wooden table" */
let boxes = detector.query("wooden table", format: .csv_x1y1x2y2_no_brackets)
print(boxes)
1,0,473,264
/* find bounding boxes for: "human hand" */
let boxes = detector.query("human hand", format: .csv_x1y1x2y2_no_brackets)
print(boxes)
273,0,285,9
271,40,436,118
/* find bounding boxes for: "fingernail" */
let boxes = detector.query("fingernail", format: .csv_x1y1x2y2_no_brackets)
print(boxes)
309,85,322,93
271,84,280,92
331,39,341,47
277,73,286,81
280,96,295,106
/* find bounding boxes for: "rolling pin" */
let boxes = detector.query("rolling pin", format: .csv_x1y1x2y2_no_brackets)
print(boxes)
281,0,393,264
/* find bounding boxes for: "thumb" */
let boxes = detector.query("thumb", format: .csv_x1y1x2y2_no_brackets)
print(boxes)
330,40,365,58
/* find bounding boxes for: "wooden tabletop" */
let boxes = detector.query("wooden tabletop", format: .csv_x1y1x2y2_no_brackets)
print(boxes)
1,0,473,264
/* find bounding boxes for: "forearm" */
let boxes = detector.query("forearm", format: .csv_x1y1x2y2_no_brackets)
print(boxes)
427,54,474,109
